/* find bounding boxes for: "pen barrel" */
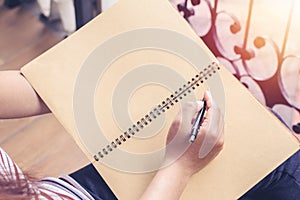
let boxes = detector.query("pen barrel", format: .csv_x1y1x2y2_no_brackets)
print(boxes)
189,100,206,143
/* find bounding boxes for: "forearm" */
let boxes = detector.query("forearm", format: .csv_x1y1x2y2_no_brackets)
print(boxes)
0,70,50,119
140,163,190,200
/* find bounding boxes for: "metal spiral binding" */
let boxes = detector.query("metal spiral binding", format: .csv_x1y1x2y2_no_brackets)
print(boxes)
93,62,220,161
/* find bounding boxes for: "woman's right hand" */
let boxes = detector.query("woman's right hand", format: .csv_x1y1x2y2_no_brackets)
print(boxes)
140,91,224,200
166,91,224,177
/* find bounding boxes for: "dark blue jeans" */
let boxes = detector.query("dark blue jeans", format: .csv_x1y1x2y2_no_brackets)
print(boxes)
69,164,117,200
240,109,300,199
240,150,300,200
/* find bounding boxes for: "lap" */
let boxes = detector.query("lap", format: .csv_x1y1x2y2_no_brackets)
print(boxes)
69,164,117,200
240,150,300,200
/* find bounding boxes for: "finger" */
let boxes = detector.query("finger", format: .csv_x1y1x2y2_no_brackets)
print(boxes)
191,101,205,124
198,92,224,158
180,101,199,129
167,101,199,143
201,91,214,122
200,138,223,162
203,90,213,110
196,100,204,110
198,119,224,158
166,102,199,158
202,90,221,128
205,127,225,158
167,108,183,143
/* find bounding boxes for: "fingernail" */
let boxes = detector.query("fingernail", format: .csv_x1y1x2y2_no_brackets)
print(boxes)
206,90,212,99
196,100,204,109
197,100,204,106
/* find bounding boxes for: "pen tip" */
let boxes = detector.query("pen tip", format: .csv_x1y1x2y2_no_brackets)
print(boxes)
189,135,196,143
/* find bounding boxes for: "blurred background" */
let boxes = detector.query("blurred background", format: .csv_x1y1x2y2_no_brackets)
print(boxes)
172,0,300,137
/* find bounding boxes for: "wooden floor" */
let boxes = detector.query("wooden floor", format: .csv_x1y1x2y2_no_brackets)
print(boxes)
0,1,89,177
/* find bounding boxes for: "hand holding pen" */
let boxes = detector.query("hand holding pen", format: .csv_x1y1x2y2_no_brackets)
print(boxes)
189,98,207,143
165,91,224,176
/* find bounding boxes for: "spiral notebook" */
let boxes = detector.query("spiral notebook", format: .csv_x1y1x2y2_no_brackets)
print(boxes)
89,62,220,163
21,0,299,199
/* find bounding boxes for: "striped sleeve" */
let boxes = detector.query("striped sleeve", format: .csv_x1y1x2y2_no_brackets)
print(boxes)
39,177,94,200
0,147,94,199
0,147,24,181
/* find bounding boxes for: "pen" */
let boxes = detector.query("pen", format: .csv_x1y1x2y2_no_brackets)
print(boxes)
189,99,207,143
